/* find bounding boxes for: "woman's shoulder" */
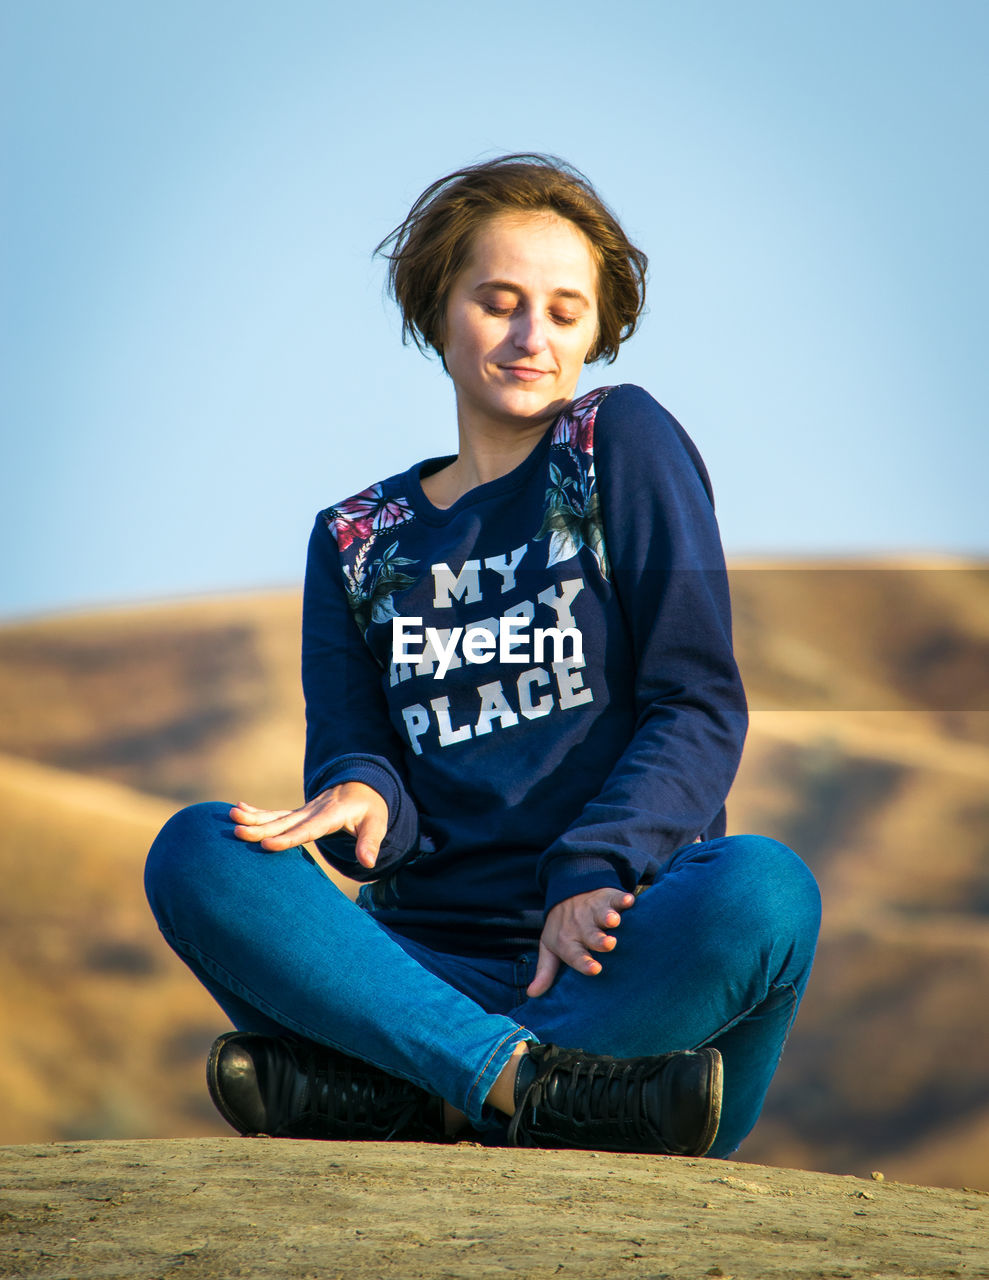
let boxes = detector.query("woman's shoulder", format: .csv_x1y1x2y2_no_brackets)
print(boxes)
582,383,716,505
577,382,695,454
583,382,680,428
313,463,418,552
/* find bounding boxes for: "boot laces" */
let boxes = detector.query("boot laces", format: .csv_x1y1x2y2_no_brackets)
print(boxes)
508,1045,656,1146
274,1040,425,1140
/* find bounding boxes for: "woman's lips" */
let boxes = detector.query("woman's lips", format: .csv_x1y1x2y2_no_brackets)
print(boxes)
500,366,549,382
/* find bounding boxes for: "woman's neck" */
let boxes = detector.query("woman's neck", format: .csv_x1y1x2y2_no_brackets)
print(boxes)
424,403,557,508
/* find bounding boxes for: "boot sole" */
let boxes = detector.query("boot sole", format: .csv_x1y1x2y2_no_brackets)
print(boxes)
692,1047,724,1157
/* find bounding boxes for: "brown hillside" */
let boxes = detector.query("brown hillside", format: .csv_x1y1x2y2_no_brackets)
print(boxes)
1,563,984,805
0,593,308,808
0,754,226,1144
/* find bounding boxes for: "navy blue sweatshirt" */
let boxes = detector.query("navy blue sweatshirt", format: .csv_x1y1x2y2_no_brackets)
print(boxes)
301,383,748,956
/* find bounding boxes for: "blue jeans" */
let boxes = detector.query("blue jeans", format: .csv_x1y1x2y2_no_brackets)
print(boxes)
144,802,821,1157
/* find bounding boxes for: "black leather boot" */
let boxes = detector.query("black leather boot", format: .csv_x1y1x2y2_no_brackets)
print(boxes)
206,1032,449,1141
505,1042,722,1155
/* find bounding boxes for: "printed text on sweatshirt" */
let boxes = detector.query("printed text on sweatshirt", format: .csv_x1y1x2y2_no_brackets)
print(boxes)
300,384,748,955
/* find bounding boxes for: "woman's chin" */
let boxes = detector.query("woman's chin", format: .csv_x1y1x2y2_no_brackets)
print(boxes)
482,382,573,425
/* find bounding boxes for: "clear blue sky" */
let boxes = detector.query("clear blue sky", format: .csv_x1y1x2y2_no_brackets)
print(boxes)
3,0,987,620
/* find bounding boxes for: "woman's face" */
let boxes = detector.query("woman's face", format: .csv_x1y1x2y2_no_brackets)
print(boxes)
441,210,600,433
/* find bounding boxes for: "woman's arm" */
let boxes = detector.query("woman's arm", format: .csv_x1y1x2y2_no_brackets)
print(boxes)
299,512,422,879
536,383,749,914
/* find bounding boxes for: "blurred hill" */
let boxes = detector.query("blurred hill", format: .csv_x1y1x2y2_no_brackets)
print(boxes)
0,560,986,1192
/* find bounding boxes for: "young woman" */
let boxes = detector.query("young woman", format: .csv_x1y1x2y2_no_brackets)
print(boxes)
144,154,821,1158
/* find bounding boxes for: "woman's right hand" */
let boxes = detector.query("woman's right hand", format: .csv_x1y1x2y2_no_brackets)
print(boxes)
229,781,388,870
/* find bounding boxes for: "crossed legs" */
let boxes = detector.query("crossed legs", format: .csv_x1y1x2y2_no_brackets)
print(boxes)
145,802,821,1154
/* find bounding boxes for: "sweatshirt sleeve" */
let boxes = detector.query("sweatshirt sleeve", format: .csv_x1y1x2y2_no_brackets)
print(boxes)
537,384,749,913
301,512,421,879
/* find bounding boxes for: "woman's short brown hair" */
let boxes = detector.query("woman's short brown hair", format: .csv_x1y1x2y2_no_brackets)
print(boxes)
374,153,648,366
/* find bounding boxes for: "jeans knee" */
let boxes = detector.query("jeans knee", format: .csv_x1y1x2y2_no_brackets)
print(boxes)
679,833,821,968
144,800,237,927
733,833,819,914
725,834,822,973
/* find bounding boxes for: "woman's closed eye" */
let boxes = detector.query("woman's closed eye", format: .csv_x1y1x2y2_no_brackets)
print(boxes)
483,302,579,326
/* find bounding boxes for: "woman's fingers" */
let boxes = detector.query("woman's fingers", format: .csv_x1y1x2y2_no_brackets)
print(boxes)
231,801,292,818
230,788,388,854
230,797,328,845
602,891,636,916
255,807,348,850
354,809,388,869
233,810,309,842
229,803,293,825
590,892,635,936
563,890,638,964
554,927,606,975
230,784,390,852
526,942,562,998
577,910,617,951
528,888,640,992
592,909,622,934
569,945,604,975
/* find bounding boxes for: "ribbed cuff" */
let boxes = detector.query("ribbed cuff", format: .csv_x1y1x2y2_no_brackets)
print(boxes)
306,756,400,822
306,756,403,868
542,855,629,916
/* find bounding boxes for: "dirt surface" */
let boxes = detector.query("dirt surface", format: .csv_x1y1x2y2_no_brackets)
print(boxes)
1,1139,986,1280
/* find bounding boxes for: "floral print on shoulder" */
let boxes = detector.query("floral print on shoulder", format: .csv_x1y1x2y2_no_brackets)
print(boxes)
324,482,415,552
535,385,616,583
322,482,420,643
550,385,615,454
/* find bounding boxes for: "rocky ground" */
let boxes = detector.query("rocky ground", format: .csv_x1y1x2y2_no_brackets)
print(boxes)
1,1138,986,1280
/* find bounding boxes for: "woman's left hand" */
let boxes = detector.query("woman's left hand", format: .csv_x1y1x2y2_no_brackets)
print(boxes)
526,887,636,997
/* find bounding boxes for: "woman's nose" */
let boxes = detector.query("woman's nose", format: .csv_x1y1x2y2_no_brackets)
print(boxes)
511,310,549,354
